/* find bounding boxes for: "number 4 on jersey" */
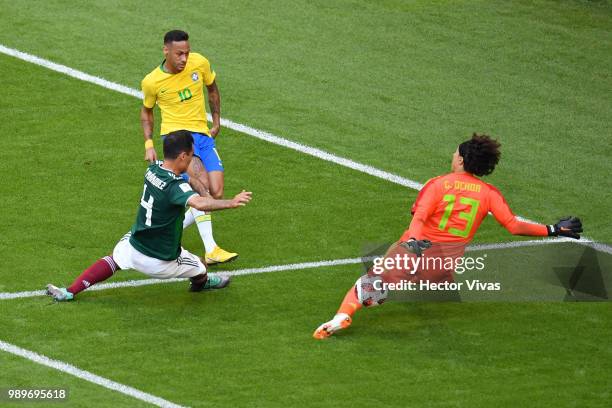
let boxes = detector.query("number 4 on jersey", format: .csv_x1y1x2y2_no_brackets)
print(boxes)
140,184,154,226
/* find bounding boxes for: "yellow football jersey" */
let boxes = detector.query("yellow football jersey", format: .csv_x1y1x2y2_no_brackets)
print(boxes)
141,52,216,135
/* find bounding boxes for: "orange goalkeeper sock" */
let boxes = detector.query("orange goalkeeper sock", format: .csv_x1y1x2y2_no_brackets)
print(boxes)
336,286,362,317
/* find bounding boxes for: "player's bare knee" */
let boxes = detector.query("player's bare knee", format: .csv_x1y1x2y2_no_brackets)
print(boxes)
210,187,224,199
208,172,224,198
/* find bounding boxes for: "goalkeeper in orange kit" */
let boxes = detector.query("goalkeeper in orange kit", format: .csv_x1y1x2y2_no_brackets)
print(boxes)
313,134,583,339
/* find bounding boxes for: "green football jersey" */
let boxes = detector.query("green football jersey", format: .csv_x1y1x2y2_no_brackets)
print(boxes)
129,163,197,260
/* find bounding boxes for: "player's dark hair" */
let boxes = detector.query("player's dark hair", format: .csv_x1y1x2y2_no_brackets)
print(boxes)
164,30,189,44
458,133,501,176
164,130,194,159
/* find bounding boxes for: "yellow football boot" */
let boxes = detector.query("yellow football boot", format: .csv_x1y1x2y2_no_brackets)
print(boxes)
205,246,238,265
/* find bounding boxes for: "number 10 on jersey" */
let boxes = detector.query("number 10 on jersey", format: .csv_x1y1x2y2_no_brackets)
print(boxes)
178,88,192,102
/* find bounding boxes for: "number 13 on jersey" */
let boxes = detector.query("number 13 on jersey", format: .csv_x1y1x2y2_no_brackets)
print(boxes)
438,194,480,238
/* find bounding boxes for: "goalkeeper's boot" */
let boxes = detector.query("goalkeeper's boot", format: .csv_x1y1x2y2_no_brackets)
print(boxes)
189,274,231,292
46,284,74,302
205,246,238,265
313,313,352,339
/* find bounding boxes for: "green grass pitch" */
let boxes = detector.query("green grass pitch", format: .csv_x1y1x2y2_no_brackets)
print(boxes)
0,0,611,407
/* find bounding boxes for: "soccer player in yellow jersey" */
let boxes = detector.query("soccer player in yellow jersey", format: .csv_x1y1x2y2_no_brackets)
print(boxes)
140,30,237,264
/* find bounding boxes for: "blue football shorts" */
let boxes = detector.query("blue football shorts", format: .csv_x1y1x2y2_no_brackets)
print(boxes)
161,131,224,181
191,132,224,173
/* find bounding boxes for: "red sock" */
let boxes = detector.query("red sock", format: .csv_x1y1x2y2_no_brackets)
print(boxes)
68,256,118,295
336,286,362,317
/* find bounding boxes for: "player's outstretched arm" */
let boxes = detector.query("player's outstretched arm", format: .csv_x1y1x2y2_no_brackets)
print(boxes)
187,190,251,212
489,187,582,239
140,106,156,162
489,187,549,236
206,80,221,137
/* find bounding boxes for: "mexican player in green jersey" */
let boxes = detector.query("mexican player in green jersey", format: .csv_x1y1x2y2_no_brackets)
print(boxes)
46,130,252,301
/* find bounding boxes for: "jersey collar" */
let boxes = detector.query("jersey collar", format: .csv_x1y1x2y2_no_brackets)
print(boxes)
159,60,171,74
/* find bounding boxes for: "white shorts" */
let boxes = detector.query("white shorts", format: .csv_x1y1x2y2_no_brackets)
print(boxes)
112,233,205,279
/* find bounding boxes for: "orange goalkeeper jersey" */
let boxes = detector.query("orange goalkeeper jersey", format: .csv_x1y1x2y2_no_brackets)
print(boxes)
400,172,548,244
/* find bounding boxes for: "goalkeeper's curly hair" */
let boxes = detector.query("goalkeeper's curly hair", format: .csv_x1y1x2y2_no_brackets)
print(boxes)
458,133,501,176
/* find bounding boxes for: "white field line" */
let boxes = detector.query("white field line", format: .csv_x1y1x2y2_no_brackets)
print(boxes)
0,43,605,408
0,237,588,301
466,236,579,252
0,44,421,190
0,339,186,408
0,44,609,254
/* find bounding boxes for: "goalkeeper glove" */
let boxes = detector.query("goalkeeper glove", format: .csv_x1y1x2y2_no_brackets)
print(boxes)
547,216,582,239
399,238,432,257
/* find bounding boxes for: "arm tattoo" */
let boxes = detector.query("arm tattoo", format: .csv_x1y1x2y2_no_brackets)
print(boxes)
209,96,220,116
207,83,221,117
187,156,211,197
140,107,154,139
